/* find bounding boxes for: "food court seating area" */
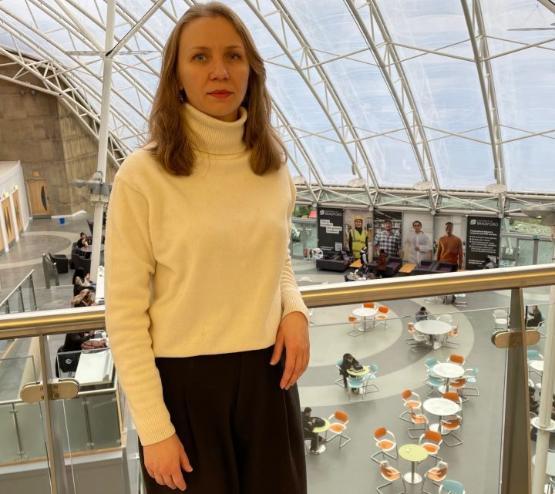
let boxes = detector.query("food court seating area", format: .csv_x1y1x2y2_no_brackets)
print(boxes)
295,259,552,494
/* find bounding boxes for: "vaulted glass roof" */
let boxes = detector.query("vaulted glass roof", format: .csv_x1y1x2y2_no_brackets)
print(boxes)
0,0,554,212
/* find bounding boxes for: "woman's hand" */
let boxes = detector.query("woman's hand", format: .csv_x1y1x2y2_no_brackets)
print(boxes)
270,311,310,390
143,434,193,491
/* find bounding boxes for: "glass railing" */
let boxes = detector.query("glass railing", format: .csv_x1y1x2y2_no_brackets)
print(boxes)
0,271,37,314
0,265,553,494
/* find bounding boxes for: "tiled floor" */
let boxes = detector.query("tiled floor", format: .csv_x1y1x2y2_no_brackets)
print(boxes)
0,223,552,493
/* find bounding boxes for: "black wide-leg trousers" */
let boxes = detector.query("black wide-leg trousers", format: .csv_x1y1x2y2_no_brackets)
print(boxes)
139,346,307,494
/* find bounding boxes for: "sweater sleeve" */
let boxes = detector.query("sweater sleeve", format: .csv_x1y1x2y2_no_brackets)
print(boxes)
280,172,310,323
105,175,176,446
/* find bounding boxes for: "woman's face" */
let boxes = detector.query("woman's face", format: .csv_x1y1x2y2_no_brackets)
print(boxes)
177,16,250,122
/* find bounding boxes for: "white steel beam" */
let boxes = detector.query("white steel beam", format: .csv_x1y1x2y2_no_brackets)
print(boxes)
461,0,506,191
345,0,440,210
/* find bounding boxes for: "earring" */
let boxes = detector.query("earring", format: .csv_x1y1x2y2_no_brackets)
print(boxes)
178,89,186,104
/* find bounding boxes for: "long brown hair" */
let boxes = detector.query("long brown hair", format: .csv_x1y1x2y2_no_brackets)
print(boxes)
147,2,285,176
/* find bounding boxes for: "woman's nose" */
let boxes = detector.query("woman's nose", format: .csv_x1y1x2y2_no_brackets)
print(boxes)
209,59,230,79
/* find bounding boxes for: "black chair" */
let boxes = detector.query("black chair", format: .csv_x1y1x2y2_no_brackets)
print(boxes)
49,253,69,274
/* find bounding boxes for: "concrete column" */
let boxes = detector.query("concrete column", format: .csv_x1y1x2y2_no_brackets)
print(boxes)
0,199,9,253
8,193,19,242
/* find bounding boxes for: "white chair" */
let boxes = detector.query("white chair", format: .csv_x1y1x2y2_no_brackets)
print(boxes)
493,308,508,329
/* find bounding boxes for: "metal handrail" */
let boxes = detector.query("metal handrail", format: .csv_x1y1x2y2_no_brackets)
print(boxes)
0,269,35,310
1,263,554,339
0,263,553,494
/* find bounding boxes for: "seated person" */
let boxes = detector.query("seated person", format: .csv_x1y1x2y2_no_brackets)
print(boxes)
71,288,96,308
415,306,430,322
339,353,363,389
526,305,543,328
375,249,389,278
72,269,95,296
76,232,89,249
302,407,326,454
55,331,107,377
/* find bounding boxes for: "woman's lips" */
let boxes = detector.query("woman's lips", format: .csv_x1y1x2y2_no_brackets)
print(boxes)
208,91,232,100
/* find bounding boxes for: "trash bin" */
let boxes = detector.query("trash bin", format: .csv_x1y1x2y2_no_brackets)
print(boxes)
58,217,66,225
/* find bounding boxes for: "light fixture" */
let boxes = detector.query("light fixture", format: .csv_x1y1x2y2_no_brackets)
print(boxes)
413,180,432,191
347,177,365,187
485,183,507,194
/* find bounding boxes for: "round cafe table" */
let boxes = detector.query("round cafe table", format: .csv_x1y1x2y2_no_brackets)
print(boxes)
432,362,465,392
398,443,429,484
423,398,461,434
352,307,377,331
414,320,452,349
347,365,370,377
313,419,330,435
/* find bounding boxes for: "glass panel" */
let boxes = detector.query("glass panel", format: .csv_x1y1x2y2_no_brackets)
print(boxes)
376,0,473,57
14,402,47,461
482,0,555,56
0,402,21,463
291,219,317,259
516,238,534,266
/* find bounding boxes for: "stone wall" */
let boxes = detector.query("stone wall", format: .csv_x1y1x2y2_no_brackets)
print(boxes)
0,54,118,216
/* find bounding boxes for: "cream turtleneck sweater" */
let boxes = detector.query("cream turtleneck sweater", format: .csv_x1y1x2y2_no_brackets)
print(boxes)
105,104,309,446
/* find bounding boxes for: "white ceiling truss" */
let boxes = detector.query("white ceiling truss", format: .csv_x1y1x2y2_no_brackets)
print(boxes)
0,0,553,217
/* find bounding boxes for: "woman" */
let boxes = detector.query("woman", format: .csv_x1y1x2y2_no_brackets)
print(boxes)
339,353,363,388
105,3,310,493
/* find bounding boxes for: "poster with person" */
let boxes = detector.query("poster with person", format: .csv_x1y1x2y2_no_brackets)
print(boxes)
343,210,373,260
373,210,403,258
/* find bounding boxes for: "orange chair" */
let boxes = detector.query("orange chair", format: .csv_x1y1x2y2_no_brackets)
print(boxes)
326,410,351,448
442,391,462,408
377,461,405,494
400,389,422,422
375,305,390,327
440,415,463,446
448,354,465,365
364,302,375,308
419,429,443,459
408,410,429,439
423,460,449,492
371,427,398,464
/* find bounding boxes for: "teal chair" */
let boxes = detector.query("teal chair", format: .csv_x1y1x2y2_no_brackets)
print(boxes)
439,479,465,494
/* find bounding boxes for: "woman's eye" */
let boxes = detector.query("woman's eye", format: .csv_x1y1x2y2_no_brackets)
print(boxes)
192,54,206,62
229,52,242,60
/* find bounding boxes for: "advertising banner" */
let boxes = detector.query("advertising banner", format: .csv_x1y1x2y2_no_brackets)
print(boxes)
465,216,501,270
317,207,344,252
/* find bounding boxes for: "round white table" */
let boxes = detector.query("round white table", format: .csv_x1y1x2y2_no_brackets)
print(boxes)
415,320,452,349
352,307,377,331
432,362,465,392
423,398,461,434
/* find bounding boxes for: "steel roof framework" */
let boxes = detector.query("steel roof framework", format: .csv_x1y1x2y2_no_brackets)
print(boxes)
0,0,553,216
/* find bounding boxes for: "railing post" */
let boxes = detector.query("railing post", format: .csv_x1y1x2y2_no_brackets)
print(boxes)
500,288,532,494
30,272,38,311
10,402,25,459
531,230,555,494
42,254,51,290
37,334,72,494
17,286,24,312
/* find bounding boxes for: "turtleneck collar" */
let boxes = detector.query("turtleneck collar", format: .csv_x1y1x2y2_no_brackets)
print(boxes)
183,103,247,155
